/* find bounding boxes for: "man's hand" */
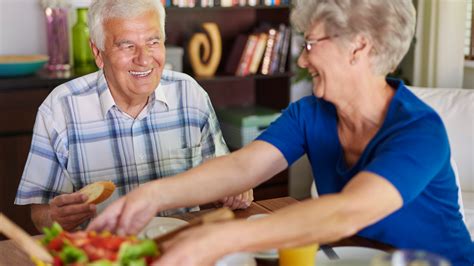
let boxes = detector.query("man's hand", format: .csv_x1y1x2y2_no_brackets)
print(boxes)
220,189,253,210
49,193,96,231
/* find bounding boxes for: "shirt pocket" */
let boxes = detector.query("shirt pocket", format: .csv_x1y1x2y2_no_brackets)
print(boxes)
165,145,203,176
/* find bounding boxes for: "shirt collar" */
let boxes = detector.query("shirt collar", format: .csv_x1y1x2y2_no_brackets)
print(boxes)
97,70,169,118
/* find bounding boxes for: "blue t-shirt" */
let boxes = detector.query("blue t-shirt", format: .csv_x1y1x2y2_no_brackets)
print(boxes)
257,79,474,265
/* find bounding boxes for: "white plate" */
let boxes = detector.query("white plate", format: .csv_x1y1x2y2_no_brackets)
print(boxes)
138,217,189,239
215,252,257,266
247,214,279,260
316,247,388,265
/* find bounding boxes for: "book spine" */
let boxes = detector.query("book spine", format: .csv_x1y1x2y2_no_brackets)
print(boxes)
237,34,258,76
260,28,277,75
249,33,268,74
269,25,284,74
278,26,291,73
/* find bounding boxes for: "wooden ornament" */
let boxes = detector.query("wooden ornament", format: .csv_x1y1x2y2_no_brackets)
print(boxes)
188,22,222,77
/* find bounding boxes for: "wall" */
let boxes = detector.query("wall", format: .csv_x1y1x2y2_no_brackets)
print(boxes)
464,63,474,89
0,0,47,55
413,0,467,88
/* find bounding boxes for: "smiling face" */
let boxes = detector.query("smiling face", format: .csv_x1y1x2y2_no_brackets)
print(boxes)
297,23,352,101
91,10,165,106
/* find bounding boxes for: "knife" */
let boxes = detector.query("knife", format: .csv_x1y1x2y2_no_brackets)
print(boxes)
320,245,340,260
0,213,53,263
153,207,234,246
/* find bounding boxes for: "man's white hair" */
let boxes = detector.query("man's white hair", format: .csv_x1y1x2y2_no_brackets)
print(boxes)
88,0,166,51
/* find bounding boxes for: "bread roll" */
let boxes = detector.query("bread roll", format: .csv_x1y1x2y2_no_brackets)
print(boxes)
79,181,115,204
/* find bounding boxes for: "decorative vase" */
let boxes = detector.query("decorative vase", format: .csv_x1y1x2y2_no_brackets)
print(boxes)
44,7,70,71
72,7,97,75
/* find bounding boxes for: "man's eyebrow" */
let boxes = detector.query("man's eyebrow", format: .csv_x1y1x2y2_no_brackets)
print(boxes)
146,36,162,41
114,39,134,46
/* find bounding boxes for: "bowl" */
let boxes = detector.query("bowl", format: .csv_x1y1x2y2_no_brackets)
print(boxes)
0,55,48,77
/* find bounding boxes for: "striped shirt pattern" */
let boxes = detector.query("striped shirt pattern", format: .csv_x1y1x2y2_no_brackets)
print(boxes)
15,69,228,216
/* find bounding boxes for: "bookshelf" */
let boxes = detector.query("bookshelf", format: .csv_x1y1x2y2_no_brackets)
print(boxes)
164,5,292,200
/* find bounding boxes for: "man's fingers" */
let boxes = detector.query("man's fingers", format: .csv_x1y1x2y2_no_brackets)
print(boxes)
230,194,243,210
219,189,254,210
61,211,95,226
55,203,95,218
52,193,87,207
223,196,234,209
244,190,253,207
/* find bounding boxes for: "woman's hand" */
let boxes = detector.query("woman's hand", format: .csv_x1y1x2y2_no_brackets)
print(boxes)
87,182,158,235
153,223,237,266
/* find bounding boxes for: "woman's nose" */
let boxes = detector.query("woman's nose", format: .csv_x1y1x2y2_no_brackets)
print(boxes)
297,51,308,69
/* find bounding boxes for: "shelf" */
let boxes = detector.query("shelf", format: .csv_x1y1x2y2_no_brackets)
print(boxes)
195,72,292,82
165,5,290,11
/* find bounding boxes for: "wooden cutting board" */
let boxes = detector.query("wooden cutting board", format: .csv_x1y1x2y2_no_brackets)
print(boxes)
0,213,53,263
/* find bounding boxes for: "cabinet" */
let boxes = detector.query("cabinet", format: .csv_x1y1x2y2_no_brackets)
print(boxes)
0,84,58,239
0,5,291,238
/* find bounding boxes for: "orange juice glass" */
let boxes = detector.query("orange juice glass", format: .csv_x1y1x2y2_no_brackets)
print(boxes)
278,243,319,266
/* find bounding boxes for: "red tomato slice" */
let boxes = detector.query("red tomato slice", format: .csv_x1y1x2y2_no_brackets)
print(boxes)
53,256,63,266
47,237,64,251
101,236,125,251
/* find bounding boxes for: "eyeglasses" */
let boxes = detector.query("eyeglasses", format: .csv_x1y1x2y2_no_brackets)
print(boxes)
301,35,337,53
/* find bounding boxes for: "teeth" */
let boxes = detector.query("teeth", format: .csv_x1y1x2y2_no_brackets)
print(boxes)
129,69,152,77
311,72,319,77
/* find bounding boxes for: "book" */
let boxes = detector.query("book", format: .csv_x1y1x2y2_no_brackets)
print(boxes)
269,24,285,74
225,34,249,75
278,26,291,73
236,34,259,76
260,28,277,75
249,33,268,74
221,0,232,7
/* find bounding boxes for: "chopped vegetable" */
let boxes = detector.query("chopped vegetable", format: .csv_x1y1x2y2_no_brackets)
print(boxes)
118,240,158,265
87,259,115,266
59,245,88,264
41,222,63,245
38,224,160,265
127,258,147,266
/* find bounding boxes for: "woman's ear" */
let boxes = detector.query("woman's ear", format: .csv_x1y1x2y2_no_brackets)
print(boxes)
90,40,104,69
350,34,370,65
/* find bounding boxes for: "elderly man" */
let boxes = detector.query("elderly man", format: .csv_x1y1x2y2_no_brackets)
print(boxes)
15,0,252,232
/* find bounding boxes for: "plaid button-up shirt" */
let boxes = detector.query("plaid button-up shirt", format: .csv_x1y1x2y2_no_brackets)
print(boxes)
15,69,228,216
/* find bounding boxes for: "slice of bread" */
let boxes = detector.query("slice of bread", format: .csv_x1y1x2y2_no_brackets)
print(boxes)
79,181,116,204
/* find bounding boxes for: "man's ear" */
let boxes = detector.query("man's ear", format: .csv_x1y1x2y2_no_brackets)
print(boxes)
90,40,104,69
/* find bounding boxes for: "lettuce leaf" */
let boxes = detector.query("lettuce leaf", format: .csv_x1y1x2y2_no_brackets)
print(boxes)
59,245,88,264
41,222,63,245
118,240,157,265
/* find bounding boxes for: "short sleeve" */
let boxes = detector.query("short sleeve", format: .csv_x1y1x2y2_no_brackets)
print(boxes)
256,102,307,165
200,93,229,159
364,114,450,204
15,108,73,205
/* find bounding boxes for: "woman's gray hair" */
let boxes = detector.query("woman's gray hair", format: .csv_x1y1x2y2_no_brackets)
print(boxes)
88,0,166,51
291,0,416,75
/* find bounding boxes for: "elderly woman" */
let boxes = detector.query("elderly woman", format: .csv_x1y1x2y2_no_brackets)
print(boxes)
90,0,474,265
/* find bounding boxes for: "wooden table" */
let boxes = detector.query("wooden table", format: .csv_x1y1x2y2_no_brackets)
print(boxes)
0,197,393,265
